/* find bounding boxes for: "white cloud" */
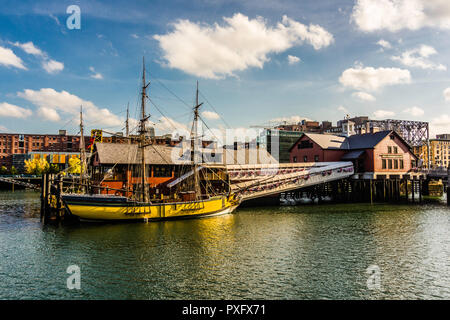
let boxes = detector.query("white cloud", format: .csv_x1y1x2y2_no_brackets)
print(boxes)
0,46,26,70
0,125,9,132
444,87,450,101
373,109,395,119
403,106,424,117
287,55,301,65
154,13,333,79
392,45,446,70
339,65,411,91
12,41,64,74
131,34,139,39
352,0,450,32
89,66,104,79
352,91,376,101
17,88,122,127
337,105,349,113
154,116,190,138
201,110,220,120
37,106,61,121
12,41,44,57
431,114,450,136
0,102,32,118
42,59,64,74
377,39,392,49
270,115,311,124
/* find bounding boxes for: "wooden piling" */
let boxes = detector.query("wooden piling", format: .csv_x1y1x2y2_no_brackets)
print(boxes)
404,178,408,203
419,178,423,203
40,174,46,222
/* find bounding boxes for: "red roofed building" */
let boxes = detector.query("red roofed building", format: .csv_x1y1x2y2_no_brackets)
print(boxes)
289,131,418,178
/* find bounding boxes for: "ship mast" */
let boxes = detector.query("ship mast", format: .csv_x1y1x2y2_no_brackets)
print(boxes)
192,81,203,198
139,58,150,202
79,105,86,191
125,102,130,138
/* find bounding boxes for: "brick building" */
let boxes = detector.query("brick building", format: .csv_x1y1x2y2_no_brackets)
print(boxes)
414,135,450,169
289,131,418,178
0,130,90,169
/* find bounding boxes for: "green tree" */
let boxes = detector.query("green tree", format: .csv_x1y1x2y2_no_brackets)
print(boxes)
68,157,81,174
24,158,49,175
10,166,18,175
0,166,7,175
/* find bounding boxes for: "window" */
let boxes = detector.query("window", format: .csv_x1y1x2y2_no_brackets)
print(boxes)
388,159,392,169
394,159,398,169
382,159,386,169
400,159,404,169
393,146,398,154
314,155,319,162
298,140,313,149
153,166,172,177
303,155,308,162
388,146,392,153
293,156,297,163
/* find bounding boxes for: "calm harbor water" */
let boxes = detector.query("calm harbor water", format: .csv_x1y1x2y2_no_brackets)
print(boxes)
0,190,449,300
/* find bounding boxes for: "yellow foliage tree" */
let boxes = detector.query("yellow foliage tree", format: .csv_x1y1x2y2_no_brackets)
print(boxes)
68,157,81,174
24,158,50,175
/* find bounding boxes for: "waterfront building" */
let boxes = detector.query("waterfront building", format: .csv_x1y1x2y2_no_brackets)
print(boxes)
0,129,184,172
91,142,277,195
0,130,90,170
414,136,450,169
257,129,304,163
12,151,81,172
289,130,418,179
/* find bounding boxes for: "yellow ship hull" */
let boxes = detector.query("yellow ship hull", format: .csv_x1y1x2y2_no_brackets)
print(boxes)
62,194,240,221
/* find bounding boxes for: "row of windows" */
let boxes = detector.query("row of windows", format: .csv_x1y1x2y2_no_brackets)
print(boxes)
381,159,405,170
292,155,320,162
387,146,398,154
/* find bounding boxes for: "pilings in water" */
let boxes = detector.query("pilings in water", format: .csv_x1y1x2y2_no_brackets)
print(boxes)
276,176,426,205
40,173,67,224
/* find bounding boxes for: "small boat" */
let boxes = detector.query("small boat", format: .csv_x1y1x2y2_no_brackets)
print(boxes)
295,196,313,204
280,196,296,206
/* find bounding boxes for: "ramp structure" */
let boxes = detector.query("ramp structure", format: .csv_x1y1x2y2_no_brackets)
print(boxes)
217,162,354,201
0,176,40,190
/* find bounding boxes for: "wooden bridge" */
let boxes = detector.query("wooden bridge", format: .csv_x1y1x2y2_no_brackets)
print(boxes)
217,162,355,201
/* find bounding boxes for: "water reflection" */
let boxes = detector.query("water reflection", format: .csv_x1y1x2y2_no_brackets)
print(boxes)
0,191,449,299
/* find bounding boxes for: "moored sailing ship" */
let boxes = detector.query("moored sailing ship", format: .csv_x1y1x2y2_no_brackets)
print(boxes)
62,60,241,221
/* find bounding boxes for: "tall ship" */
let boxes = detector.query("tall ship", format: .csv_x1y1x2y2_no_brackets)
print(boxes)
61,60,241,221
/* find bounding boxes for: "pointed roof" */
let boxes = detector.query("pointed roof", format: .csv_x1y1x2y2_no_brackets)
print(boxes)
345,131,392,149
290,133,346,150
290,130,412,151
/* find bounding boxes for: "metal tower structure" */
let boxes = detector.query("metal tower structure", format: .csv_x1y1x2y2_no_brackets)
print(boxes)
368,119,429,147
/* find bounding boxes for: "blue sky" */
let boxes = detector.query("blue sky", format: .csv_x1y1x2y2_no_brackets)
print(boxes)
1,0,450,138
